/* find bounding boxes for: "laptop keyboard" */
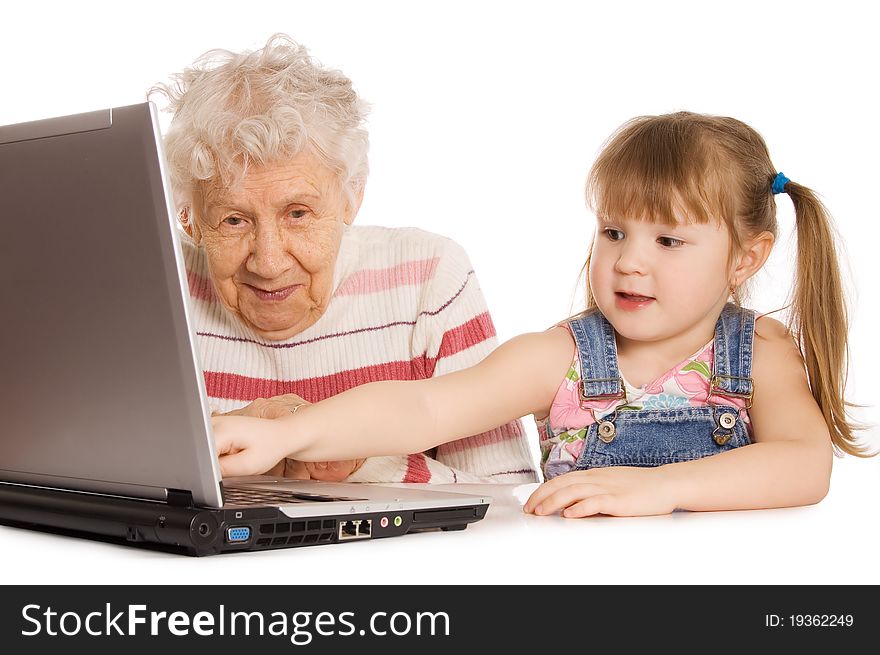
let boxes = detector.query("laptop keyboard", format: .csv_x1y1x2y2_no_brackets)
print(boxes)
222,486,367,506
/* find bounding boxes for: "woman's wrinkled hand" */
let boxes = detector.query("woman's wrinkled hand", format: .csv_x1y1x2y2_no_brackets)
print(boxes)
305,459,366,482
220,393,310,420
523,466,679,518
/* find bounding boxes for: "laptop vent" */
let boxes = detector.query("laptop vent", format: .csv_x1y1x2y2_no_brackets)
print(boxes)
254,519,337,548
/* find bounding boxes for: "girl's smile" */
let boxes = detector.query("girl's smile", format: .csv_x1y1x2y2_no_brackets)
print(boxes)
614,291,655,311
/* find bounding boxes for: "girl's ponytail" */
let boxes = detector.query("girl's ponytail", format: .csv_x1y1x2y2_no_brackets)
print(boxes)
785,181,867,456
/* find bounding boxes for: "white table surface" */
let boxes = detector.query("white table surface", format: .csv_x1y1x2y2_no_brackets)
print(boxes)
3,455,878,585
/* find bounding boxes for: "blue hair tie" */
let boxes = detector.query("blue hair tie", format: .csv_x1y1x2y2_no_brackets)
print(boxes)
772,172,790,195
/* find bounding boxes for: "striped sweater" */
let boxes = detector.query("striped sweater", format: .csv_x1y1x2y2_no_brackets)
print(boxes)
183,224,539,484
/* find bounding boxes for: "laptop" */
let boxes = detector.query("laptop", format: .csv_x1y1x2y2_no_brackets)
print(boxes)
0,102,490,556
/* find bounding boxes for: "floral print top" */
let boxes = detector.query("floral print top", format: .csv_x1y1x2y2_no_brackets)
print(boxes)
537,338,752,478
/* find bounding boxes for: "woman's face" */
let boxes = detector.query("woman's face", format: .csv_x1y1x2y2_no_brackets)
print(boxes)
192,153,356,341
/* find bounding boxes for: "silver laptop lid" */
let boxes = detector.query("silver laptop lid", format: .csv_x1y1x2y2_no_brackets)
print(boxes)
0,103,224,507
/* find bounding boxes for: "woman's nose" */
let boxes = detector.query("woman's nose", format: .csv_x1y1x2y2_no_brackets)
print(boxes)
246,224,293,279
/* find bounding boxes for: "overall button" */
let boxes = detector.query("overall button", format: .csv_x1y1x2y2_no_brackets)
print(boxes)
597,421,616,443
713,431,732,446
718,412,737,429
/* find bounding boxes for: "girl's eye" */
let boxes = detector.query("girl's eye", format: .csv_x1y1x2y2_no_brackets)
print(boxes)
658,236,684,248
603,228,624,241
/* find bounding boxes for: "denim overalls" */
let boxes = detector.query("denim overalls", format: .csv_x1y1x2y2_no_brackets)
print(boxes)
569,303,755,470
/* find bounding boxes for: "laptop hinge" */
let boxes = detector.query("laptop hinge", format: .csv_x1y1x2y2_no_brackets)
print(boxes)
166,488,195,508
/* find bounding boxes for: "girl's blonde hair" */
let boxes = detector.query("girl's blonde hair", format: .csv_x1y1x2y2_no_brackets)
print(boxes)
583,111,866,457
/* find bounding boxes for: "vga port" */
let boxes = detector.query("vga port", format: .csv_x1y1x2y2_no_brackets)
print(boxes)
226,526,251,543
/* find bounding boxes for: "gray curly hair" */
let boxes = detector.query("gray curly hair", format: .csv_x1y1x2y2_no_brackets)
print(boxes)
150,34,370,213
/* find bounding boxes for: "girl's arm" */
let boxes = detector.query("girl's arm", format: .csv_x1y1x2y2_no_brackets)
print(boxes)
213,327,574,477
525,317,833,517
667,316,833,510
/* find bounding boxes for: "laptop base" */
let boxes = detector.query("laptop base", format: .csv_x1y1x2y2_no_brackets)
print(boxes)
0,482,488,556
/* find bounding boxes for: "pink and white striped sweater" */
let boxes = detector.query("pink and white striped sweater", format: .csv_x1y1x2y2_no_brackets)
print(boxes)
183,224,539,484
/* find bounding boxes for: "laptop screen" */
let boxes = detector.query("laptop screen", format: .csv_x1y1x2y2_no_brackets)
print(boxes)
0,103,223,507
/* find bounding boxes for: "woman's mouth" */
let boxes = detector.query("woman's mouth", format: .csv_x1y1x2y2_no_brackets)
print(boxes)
246,284,301,302
614,291,655,311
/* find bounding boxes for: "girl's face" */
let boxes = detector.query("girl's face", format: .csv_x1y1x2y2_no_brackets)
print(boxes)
589,216,734,345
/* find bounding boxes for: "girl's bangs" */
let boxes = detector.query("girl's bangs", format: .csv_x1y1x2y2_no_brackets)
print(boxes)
586,115,733,227
588,158,721,227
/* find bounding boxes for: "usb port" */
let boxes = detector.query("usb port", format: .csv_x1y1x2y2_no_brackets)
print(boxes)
226,526,251,543
337,519,372,541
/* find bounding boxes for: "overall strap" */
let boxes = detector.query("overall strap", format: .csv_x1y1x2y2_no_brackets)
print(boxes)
567,309,625,401
710,303,756,404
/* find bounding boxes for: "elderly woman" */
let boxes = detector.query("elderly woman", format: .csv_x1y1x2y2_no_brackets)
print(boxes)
153,35,537,484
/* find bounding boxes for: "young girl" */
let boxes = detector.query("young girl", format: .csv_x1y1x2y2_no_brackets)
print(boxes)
212,111,870,517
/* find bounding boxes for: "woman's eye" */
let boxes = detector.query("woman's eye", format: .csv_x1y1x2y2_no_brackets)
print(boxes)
658,236,684,248
223,216,246,227
603,228,624,241
289,209,308,220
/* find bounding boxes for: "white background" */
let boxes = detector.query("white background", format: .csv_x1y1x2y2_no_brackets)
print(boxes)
2,0,878,583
